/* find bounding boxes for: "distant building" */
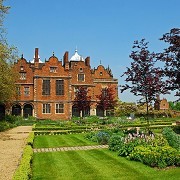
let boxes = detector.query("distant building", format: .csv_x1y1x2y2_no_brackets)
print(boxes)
3,48,118,120
154,96,169,110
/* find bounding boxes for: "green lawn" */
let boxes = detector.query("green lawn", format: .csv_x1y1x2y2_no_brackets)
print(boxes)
32,149,180,180
33,134,97,148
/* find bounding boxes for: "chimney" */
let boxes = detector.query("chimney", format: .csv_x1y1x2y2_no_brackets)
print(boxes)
34,48,39,68
85,56,90,66
35,48,39,62
63,51,69,70
63,51,69,65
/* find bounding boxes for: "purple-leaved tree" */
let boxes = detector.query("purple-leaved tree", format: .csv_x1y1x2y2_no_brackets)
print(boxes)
73,86,91,118
157,28,180,101
121,39,169,125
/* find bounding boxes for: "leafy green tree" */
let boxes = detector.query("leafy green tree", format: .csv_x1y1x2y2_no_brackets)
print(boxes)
0,0,18,104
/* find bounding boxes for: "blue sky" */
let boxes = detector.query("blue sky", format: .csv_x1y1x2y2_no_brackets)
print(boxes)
4,0,180,102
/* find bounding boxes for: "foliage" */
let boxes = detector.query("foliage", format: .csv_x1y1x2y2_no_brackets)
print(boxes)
108,134,125,151
26,132,34,147
13,145,33,180
96,131,110,144
121,39,168,122
162,127,180,150
118,138,145,157
96,85,117,113
114,100,137,116
0,0,18,103
73,86,91,117
129,145,180,168
157,28,180,99
169,101,180,111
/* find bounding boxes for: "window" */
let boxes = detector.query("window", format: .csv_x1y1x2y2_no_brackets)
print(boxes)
24,87,30,96
42,104,51,113
79,68,83,72
20,72,26,80
16,87,21,95
56,80,64,95
55,103,64,113
100,72,103,76
102,88,108,97
42,79,50,95
50,67,57,73
78,74,85,81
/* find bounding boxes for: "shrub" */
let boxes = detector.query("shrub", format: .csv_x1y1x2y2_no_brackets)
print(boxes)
129,145,180,168
109,135,125,151
13,145,33,180
162,127,180,150
118,138,145,157
96,131,110,144
84,132,98,142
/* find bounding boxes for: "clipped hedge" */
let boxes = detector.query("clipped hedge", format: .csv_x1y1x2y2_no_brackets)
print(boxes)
13,145,33,180
26,132,34,147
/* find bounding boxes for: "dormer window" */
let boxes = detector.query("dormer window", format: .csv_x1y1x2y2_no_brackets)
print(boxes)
20,72,26,80
50,67,57,73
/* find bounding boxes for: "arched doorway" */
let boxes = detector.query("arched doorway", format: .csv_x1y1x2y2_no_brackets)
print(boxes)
72,106,90,117
23,104,33,118
96,106,104,117
12,104,21,116
0,104,5,120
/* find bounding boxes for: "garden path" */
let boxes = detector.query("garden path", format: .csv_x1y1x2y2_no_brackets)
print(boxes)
33,144,108,153
0,126,32,180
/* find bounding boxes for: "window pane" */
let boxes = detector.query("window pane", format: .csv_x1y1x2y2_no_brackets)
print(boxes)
56,103,64,113
56,80,64,95
78,74,84,81
42,80,50,95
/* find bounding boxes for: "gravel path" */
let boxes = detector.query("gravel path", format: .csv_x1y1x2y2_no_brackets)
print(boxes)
0,126,32,180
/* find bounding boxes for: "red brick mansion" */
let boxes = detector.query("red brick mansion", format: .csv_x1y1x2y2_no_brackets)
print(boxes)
2,48,118,120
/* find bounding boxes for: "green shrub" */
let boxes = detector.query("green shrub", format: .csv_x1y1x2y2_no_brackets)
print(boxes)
162,127,180,150
13,145,33,180
129,145,180,168
118,138,146,157
96,131,110,145
84,131,98,142
109,135,125,151
173,125,180,134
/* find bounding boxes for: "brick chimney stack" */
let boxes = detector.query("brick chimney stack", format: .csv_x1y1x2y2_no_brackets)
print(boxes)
63,51,69,70
34,48,39,68
85,56,90,66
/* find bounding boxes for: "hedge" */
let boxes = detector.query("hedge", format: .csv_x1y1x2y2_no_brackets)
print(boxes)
13,145,33,180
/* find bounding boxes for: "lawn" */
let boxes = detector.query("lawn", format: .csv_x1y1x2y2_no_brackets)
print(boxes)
32,149,180,180
33,133,98,148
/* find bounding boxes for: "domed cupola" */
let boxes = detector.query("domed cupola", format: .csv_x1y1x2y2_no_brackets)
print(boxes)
70,48,84,61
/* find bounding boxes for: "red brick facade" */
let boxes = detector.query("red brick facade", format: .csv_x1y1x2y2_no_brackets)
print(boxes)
11,48,118,120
